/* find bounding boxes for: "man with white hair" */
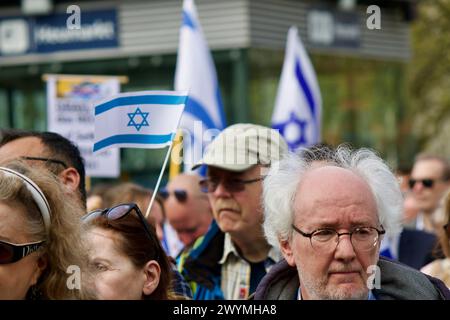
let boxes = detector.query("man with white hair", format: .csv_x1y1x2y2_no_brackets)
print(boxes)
254,145,450,300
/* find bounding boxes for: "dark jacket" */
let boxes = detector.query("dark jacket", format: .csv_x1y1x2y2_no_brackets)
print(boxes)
253,257,450,300
398,229,438,270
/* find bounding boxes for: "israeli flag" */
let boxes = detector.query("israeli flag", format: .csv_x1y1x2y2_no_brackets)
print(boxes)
175,0,226,171
272,26,322,150
93,91,187,153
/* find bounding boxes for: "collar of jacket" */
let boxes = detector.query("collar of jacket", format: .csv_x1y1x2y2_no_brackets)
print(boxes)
182,220,225,289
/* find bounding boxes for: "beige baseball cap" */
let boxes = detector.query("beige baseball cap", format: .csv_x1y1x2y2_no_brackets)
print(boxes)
192,123,288,172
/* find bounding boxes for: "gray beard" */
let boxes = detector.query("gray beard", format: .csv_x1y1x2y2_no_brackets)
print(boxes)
297,266,369,300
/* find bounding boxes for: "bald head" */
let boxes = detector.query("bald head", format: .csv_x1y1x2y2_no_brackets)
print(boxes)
294,166,379,228
164,174,212,246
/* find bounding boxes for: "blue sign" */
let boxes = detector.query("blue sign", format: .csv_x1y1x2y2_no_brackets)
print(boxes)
0,9,118,56
307,8,360,49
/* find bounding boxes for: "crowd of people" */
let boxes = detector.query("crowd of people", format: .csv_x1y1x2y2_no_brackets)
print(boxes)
0,125,449,300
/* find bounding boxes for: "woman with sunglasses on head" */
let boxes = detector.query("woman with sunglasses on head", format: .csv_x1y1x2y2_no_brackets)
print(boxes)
421,191,450,287
83,203,182,300
0,160,92,299
102,182,166,244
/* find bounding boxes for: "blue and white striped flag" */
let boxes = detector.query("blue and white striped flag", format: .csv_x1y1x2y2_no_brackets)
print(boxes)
93,91,187,153
175,0,226,172
272,26,322,151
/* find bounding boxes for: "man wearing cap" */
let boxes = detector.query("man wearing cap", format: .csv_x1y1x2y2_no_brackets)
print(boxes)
180,124,288,300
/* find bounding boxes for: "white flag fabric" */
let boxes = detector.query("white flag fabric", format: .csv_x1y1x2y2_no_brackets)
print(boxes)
93,91,187,153
272,26,322,151
175,0,226,171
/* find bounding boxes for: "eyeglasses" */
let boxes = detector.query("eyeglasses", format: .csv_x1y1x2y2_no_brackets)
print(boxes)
82,203,157,250
21,156,68,169
407,178,447,189
199,177,263,193
0,240,45,265
291,225,385,253
159,189,188,202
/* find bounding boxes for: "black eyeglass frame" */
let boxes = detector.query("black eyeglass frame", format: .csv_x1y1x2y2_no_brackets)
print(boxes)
291,224,386,252
0,240,45,265
21,156,68,169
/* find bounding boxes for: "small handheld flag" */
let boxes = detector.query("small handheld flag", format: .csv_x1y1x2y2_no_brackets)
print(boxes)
272,26,322,151
93,90,188,219
93,91,187,153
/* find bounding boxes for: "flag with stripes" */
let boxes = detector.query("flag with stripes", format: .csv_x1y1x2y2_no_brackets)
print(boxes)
93,91,187,152
272,26,322,151
175,0,226,172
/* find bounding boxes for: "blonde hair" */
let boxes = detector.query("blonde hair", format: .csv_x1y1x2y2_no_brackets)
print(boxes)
0,160,93,299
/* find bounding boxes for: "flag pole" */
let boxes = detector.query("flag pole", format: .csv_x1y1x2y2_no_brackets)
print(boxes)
145,141,174,218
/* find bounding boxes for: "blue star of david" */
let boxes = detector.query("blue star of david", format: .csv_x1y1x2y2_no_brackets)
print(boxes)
127,107,149,131
272,111,308,150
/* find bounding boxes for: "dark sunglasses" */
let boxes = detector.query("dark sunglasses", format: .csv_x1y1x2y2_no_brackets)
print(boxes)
0,240,45,265
159,189,187,202
408,178,436,189
21,156,68,169
199,177,263,193
82,203,157,249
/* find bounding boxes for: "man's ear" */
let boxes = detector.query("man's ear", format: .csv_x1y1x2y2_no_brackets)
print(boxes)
279,237,296,267
142,260,161,296
59,167,80,193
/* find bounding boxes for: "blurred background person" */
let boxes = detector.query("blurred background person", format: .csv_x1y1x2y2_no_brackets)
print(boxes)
421,191,450,287
86,182,114,212
0,129,87,210
0,160,92,299
83,203,176,300
408,154,450,234
161,174,212,250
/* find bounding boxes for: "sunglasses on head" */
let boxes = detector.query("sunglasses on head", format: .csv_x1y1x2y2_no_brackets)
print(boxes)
159,189,188,202
408,178,436,189
83,203,161,260
83,203,151,231
83,203,156,242
0,240,45,265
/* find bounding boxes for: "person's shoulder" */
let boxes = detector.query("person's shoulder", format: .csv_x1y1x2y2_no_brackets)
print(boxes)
253,259,299,300
421,259,441,275
377,257,450,299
